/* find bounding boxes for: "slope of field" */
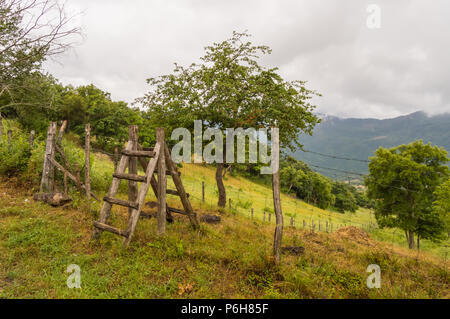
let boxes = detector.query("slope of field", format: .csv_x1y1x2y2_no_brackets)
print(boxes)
0,152,448,298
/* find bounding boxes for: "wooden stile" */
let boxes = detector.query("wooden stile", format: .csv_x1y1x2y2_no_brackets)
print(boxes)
91,126,199,247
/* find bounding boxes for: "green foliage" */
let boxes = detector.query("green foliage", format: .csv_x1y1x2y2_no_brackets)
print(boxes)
365,140,450,247
432,178,450,234
0,121,31,175
331,182,358,213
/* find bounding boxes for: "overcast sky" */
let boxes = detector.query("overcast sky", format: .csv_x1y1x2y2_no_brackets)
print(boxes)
44,0,450,119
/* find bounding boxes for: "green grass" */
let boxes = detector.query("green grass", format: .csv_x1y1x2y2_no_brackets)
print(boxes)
0,148,448,298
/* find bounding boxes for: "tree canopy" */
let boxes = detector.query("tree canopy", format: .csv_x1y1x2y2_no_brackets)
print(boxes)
137,31,320,207
365,140,449,249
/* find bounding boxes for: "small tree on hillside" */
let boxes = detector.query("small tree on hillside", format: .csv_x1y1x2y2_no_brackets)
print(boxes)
137,31,320,207
433,178,450,238
365,140,449,249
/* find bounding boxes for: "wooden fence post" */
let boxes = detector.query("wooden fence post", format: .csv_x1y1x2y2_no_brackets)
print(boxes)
251,208,253,219
128,125,138,216
272,127,283,265
290,217,294,227
303,220,306,228
114,147,119,170
85,124,91,209
202,181,205,202
156,127,166,235
229,198,231,209
57,120,67,145
7,130,12,144
63,172,68,196
39,122,57,193
29,130,35,147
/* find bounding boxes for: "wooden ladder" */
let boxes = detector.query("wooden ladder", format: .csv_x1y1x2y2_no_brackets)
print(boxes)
91,127,199,246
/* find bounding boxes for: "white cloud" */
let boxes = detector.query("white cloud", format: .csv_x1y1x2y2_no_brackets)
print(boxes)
44,0,450,119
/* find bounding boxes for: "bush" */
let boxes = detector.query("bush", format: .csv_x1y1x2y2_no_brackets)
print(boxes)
0,121,32,176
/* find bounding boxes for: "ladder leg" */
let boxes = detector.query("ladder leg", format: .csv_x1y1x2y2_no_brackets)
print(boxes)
164,143,199,229
123,142,161,246
91,142,132,240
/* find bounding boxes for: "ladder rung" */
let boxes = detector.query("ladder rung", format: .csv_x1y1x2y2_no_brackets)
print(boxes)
121,149,155,157
168,206,188,215
166,189,189,198
154,170,181,176
113,173,147,182
94,222,129,237
104,196,139,210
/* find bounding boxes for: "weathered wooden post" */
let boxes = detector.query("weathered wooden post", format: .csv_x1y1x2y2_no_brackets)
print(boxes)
290,217,294,227
229,198,231,209
40,122,57,193
263,211,266,222
269,213,271,222
63,172,68,196
114,147,119,170
156,127,166,235
7,130,12,144
57,120,67,145
272,127,283,265
251,208,253,219
85,124,91,209
29,130,35,147
202,181,205,202
303,220,306,228
74,163,82,193
128,125,138,216
326,221,328,233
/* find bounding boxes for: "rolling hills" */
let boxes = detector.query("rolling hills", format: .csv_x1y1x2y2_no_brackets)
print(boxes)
292,111,450,178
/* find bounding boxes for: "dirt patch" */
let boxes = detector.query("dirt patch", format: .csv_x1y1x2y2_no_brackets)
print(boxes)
332,226,375,247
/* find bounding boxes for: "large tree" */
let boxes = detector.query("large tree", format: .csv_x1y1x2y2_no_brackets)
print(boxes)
365,140,449,249
137,31,320,207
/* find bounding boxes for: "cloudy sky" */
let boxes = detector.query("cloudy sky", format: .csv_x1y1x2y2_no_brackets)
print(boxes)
44,0,450,119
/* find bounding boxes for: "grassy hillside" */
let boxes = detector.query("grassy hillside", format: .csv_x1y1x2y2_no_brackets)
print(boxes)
0,151,448,298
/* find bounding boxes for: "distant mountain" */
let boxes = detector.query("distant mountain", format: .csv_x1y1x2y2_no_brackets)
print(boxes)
291,111,450,179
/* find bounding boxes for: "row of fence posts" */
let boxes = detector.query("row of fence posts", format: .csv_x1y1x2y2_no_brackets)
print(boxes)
197,178,376,233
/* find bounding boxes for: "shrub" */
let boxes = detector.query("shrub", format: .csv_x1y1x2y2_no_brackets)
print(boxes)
0,121,32,176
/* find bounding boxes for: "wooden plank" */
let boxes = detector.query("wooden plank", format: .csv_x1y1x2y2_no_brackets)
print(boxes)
93,222,128,237
168,206,188,215
56,120,67,145
164,143,199,229
91,141,132,240
137,144,173,222
121,149,155,157
113,173,146,182
123,141,161,246
103,196,138,210
156,128,166,236
49,157,99,201
128,125,139,216
166,189,189,198
154,170,180,176
40,122,57,193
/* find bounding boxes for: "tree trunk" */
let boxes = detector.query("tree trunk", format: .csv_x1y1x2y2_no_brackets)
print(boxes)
407,230,415,249
417,235,420,251
216,163,226,207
